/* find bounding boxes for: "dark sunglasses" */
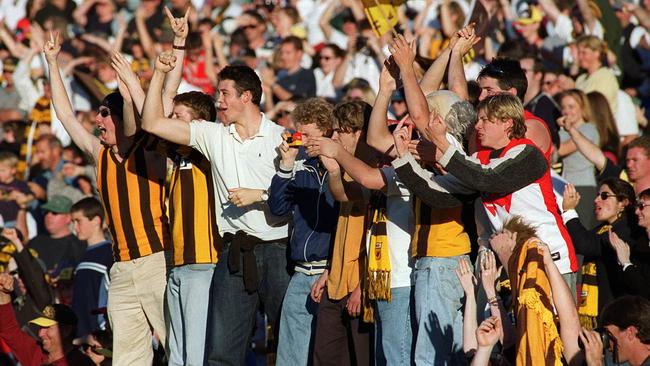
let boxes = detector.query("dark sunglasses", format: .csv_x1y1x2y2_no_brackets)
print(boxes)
277,110,291,118
636,201,650,211
98,107,111,118
597,192,617,200
543,80,556,85
320,56,333,61
242,24,259,30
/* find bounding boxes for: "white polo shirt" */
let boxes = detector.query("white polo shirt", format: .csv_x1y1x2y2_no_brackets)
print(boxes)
189,113,289,241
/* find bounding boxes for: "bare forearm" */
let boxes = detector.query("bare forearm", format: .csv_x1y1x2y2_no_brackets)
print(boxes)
163,37,187,116
402,65,430,135
135,17,156,61
545,260,581,365
335,149,385,190
567,128,606,170
48,61,98,159
142,70,166,133
448,49,468,100
633,6,650,31
463,292,478,353
368,90,396,154
271,84,293,101
420,47,451,95
327,170,349,202
332,55,351,88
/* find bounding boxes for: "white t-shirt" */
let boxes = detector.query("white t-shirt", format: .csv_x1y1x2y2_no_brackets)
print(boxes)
189,114,289,240
615,89,640,138
367,167,414,289
314,68,336,99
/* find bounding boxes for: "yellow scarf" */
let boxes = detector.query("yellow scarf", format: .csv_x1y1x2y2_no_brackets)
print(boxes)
578,262,598,329
366,194,391,302
509,238,563,366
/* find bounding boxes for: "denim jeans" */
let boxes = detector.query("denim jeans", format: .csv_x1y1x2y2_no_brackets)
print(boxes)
375,286,415,366
165,263,216,366
413,256,467,366
276,271,319,365
205,240,290,366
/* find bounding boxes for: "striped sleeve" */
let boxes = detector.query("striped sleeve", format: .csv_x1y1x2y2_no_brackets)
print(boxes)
392,153,475,209
439,144,548,194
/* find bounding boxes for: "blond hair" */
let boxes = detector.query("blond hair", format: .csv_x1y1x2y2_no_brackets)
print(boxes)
558,89,592,123
477,93,526,139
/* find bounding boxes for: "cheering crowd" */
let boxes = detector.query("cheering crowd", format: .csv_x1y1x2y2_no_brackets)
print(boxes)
1,0,650,364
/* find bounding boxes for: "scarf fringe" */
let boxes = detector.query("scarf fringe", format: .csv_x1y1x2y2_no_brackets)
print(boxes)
367,270,392,301
518,288,564,365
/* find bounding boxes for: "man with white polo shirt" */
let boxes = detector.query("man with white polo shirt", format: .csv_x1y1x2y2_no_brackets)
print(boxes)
142,64,290,366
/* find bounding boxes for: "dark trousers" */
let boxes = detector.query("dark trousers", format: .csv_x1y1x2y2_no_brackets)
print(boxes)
205,241,290,366
313,288,373,366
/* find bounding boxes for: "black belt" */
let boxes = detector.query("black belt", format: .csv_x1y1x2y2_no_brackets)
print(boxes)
224,231,287,293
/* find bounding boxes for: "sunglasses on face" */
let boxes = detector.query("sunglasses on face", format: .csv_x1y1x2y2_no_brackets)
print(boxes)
320,56,333,61
242,24,259,30
636,201,650,211
98,108,111,118
277,110,291,118
597,192,617,200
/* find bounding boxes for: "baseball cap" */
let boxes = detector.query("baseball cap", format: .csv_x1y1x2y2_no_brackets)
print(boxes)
515,3,543,25
30,304,78,328
40,195,73,214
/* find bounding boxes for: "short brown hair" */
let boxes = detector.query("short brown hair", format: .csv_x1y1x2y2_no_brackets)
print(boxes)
173,92,217,121
332,101,372,133
281,35,303,51
477,93,526,139
0,151,18,168
628,136,650,157
290,98,334,131
35,134,63,151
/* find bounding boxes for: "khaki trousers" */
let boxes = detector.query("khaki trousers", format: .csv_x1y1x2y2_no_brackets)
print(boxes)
108,250,169,366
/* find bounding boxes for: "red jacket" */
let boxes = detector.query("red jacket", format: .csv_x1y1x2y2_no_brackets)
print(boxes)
0,303,94,366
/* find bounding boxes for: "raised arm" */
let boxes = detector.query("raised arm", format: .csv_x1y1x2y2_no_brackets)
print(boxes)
72,0,98,28
111,51,146,117
449,26,481,101
162,7,190,116
390,36,431,139
559,117,607,171
141,51,191,145
456,257,478,356
44,32,101,162
319,0,338,41
134,5,158,61
576,0,598,34
624,3,650,31
419,36,455,95
307,137,387,191
538,241,583,366
538,0,562,24
368,63,398,155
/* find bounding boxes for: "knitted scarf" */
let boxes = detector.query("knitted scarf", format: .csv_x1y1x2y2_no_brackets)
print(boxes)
366,193,391,302
509,238,563,366
578,261,598,329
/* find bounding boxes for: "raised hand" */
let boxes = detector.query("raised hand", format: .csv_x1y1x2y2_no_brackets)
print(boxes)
165,6,190,40
455,257,476,295
304,137,341,159
278,140,299,168
388,34,416,71
579,328,605,366
453,25,481,56
379,62,397,93
562,183,580,212
392,118,412,158
319,155,340,174
0,272,14,294
43,31,61,63
476,316,502,348
480,249,501,297
609,229,631,266
155,51,177,73
408,138,437,165
111,51,141,89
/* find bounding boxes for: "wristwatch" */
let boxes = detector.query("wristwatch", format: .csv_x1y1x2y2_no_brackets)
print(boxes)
260,190,269,202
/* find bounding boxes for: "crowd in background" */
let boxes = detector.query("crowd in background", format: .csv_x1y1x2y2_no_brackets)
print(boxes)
0,0,649,364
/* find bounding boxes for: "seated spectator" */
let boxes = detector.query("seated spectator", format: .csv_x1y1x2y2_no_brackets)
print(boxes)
263,36,317,102
0,272,94,365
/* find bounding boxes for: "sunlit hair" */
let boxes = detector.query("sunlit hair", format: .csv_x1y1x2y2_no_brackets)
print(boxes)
476,93,526,139
503,215,538,248
290,98,334,131
332,101,372,133
557,89,592,123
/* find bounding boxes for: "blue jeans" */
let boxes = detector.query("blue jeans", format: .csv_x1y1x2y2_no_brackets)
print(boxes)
165,263,215,366
276,272,319,365
375,286,415,366
414,256,467,366
205,241,290,366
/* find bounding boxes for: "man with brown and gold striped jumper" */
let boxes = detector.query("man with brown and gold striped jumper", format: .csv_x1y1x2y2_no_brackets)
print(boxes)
44,32,171,365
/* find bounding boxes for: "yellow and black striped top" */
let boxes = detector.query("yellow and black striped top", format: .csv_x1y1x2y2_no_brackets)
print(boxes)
411,197,470,258
97,134,170,262
168,146,221,266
